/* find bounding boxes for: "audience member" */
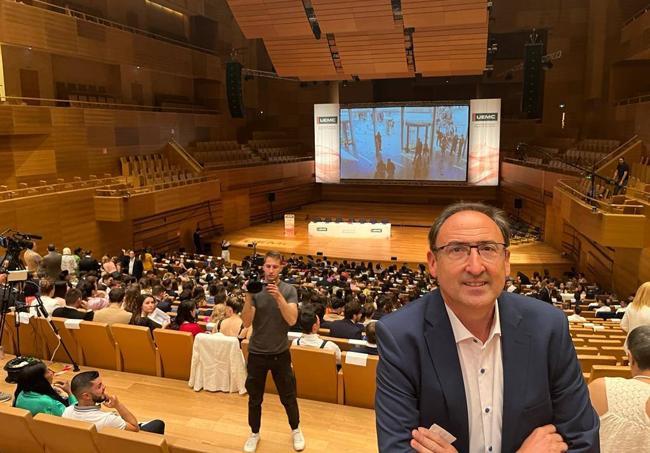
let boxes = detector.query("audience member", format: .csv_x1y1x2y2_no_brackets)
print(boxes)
213,297,249,339
568,305,587,322
129,294,166,331
78,250,100,275
29,279,65,316
349,321,379,356
41,244,63,280
63,371,165,434
588,325,650,452
291,304,341,364
126,250,144,280
92,287,131,325
22,241,42,274
328,301,364,340
78,277,109,311
170,299,204,336
60,247,78,278
622,281,650,348
4,357,75,416
52,288,94,320
101,255,117,274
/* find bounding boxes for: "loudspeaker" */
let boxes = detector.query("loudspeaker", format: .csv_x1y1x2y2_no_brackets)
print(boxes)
514,198,523,209
226,61,245,118
522,42,543,118
267,192,276,202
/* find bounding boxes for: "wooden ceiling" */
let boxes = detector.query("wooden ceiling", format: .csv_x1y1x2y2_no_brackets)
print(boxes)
225,0,489,80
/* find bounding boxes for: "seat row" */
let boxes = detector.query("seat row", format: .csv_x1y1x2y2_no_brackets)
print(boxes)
0,406,226,453
194,140,239,151
0,315,378,409
575,139,620,152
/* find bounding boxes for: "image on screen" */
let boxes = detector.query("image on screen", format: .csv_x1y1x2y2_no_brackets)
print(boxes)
339,105,469,181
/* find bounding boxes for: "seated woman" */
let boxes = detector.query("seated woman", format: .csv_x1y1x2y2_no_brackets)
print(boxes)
588,325,650,453
4,356,75,416
170,299,204,337
212,297,249,340
129,294,168,332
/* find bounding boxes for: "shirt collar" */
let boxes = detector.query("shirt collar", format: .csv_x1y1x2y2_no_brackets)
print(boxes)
444,300,501,345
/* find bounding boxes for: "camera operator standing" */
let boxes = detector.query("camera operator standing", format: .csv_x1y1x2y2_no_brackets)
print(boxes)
241,250,304,453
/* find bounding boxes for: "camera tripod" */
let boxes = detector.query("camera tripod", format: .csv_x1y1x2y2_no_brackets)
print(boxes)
0,240,79,371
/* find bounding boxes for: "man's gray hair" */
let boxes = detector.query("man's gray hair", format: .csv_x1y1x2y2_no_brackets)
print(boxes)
628,325,650,370
428,202,511,251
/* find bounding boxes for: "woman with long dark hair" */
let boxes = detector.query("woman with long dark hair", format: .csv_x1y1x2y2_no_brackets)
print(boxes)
170,299,204,337
4,356,75,416
129,294,167,332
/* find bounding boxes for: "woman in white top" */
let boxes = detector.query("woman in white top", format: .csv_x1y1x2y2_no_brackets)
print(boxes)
60,247,78,278
621,281,650,347
588,325,650,453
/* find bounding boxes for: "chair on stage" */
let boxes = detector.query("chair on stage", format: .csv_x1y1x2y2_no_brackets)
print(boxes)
32,413,100,453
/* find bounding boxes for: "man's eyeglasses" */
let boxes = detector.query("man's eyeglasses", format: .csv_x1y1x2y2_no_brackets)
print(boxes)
432,242,508,262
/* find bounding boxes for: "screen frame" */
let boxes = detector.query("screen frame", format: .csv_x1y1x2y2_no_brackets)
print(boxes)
338,101,471,185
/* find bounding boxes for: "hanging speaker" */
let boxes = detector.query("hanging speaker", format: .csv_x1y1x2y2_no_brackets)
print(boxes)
226,61,245,118
522,42,543,118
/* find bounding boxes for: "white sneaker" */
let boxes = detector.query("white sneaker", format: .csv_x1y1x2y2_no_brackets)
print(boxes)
292,428,305,451
244,433,260,452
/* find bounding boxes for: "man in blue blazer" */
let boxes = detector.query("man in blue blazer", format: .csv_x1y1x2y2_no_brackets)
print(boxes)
376,203,599,453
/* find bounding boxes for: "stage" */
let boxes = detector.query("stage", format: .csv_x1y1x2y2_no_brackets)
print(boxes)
214,202,573,276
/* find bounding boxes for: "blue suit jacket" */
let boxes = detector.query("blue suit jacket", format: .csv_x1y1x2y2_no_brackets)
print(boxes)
375,290,599,453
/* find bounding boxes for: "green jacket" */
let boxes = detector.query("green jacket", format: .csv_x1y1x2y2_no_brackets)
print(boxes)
15,391,77,416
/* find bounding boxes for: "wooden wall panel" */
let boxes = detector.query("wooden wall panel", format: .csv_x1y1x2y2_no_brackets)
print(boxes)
13,149,56,177
222,189,251,232
0,0,221,80
320,184,498,204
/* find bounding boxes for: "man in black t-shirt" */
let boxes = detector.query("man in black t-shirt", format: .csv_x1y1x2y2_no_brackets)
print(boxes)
52,288,94,321
241,251,303,452
613,157,630,195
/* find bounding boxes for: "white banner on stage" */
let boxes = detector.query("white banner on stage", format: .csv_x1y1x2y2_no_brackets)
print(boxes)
314,103,340,183
308,221,391,239
468,99,501,186
284,214,295,236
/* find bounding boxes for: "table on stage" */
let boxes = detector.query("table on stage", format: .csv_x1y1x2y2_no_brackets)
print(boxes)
307,220,391,239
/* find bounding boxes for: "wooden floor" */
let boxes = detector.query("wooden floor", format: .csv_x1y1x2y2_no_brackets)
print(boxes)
218,202,572,275
0,356,377,453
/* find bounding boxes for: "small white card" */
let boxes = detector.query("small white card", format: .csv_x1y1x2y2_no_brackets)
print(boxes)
18,311,33,324
429,424,457,444
287,331,301,340
64,319,82,329
344,351,368,366
347,339,367,346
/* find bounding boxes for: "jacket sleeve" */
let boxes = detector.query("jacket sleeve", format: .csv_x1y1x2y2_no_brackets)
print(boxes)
375,320,418,452
549,313,600,452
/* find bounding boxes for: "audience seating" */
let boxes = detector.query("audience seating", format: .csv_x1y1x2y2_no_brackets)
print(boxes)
111,324,161,376
577,354,618,376
588,365,632,383
6,313,44,359
154,329,193,380
34,317,72,363
290,345,343,404
240,339,277,395
0,405,45,453
51,318,82,364
74,321,121,371
94,427,168,453
340,352,378,409
32,413,101,453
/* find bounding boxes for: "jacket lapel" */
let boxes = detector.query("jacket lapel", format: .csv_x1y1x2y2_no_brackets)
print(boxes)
498,294,532,453
423,290,470,453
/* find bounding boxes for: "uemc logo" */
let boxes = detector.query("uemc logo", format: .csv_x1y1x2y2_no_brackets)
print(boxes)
474,113,498,121
318,116,338,124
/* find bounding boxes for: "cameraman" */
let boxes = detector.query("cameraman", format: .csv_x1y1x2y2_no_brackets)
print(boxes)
241,251,304,453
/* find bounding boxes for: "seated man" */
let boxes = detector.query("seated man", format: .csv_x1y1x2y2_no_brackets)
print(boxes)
567,305,587,323
328,301,364,340
63,371,165,434
52,288,94,321
291,304,341,365
349,322,379,356
92,288,131,325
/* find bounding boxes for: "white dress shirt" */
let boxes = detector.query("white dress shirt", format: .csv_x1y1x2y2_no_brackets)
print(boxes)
292,333,342,364
445,302,503,453
128,258,135,275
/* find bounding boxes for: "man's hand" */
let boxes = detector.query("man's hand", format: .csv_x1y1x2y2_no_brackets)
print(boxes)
411,428,458,453
53,380,71,396
102,394,120,409
266,283,286,305
517,425,568,453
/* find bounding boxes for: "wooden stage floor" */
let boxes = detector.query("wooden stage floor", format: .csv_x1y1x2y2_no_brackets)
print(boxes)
217,202,572,276
0,356,378,453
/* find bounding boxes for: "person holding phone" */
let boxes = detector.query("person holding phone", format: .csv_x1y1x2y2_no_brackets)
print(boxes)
241,251,304,452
